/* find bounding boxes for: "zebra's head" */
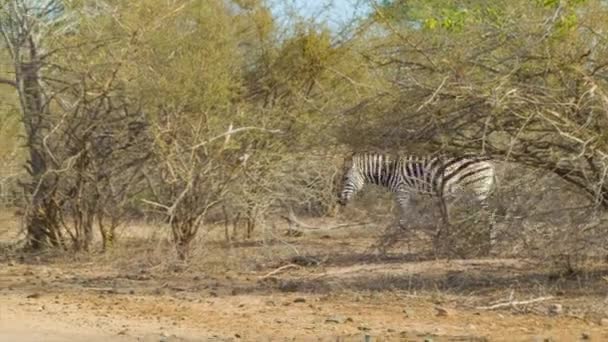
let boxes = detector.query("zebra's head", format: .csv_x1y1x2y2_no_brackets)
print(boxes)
338,154,365,206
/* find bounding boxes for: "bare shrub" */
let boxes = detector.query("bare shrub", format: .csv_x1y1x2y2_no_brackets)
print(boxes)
0,1,152,251
0,165,23,208
213,152,343,242
489,163,608,270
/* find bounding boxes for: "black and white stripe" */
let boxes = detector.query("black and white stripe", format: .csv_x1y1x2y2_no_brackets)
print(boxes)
338,152,496,226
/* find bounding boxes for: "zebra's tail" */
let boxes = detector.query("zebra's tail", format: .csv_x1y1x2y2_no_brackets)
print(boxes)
490,171,500,195
491,165,499,195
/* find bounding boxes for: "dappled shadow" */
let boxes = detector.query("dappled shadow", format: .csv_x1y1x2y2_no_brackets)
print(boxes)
286,251,435,268
4,233,607,305
264,252,608,298
318,332,488,342
337,268,608,297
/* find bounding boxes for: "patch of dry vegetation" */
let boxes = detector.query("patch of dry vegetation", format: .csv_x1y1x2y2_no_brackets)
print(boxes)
1,0,608,338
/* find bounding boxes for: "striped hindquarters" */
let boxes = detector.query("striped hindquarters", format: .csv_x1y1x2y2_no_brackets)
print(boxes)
431,155,496,201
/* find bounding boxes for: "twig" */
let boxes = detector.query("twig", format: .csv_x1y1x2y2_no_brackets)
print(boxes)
417,76,448,112
141,198,171,210
476,296,554,310
259,264,300,279
0,77,16,88
190,126,282,151
280,210,371,231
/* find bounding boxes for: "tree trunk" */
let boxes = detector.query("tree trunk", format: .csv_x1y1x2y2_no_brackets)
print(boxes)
19,60,57,250
172,219,195,261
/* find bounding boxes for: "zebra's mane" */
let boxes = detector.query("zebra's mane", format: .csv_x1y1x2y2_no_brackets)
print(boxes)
349,150,492,161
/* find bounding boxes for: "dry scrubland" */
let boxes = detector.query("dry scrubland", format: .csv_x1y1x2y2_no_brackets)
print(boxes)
2,208,608,342
3,0,608,341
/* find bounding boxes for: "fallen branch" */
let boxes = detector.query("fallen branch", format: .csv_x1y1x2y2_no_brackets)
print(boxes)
0,77,16,88
259,263,300,279
475,296,554,310
280,210,371,231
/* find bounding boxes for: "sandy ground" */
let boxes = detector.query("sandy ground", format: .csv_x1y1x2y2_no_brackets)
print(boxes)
1,257,607,342
1,210,608,341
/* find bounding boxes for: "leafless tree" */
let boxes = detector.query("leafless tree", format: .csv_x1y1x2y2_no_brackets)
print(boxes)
0,0,71,248
144,116,282,260
0,0,150,250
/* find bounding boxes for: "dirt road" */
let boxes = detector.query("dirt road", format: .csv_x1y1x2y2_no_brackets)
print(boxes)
2,258,607,342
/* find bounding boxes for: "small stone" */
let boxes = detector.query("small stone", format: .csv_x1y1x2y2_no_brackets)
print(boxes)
294,298,306,303
358,326,371,331
548,304,563,316
26,293,41,299
599,318,608,326
534,338,553,342
235,333,241,338
581,332,590,340
7,261,14,266
325,315,352,324
434,306,449,317
387,328,396,333
117,329,128,335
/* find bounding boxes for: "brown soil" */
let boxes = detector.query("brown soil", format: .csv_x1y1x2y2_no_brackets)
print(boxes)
1,216,607,341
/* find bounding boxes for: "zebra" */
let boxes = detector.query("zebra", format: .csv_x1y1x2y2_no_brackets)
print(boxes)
337,152,496,232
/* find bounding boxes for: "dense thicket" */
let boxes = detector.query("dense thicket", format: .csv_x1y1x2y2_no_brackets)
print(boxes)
1,0,607,260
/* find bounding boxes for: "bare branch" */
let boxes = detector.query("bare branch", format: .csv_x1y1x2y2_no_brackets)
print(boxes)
0,77,16,87
190,126,282,151
258,264,301,280
280,211,371,231
476,296,554,310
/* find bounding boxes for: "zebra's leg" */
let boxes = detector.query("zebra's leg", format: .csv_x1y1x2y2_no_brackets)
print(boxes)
479,199,496,256
432,197,450,257
395,192,412,230
439,197,450,226
374,192,412,255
